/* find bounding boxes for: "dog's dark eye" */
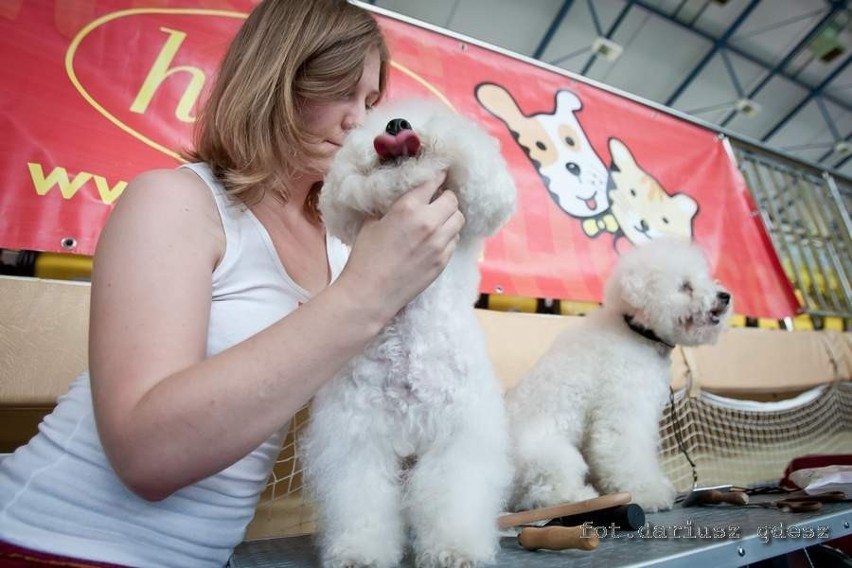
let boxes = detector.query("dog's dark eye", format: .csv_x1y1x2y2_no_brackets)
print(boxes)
565,136,575,146
630,189,637,197
536,141,547,151
680,281,693,293
662,216,669,224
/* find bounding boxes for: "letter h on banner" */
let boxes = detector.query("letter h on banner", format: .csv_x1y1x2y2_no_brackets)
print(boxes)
130,27,206,123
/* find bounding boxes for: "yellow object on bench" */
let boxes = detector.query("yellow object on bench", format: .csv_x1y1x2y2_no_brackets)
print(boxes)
33,253,93,282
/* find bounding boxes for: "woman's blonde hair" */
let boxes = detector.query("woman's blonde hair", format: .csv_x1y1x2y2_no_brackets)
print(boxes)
185,0,390,213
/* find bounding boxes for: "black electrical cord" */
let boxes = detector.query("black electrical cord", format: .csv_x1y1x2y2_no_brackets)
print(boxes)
669,386,698,489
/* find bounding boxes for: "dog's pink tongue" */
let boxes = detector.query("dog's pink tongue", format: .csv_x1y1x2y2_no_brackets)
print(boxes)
374,129,421,160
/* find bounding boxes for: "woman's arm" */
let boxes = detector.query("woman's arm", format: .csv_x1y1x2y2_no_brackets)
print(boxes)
90,168,461,501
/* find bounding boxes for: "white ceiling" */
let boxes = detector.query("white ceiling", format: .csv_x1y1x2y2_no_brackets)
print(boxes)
368,0,852,180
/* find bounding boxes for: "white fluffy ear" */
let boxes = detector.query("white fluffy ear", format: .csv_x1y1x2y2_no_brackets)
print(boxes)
319,173,368,245
480,159,518,236
437,114,517,239
614,263,647,311
319,137,377,245
459,140,517,238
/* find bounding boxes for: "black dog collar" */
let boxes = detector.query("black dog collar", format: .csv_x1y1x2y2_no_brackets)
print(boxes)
623,315,676,350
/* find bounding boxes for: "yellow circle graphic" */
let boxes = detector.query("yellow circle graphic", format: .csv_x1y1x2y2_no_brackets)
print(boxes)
66,10,455,160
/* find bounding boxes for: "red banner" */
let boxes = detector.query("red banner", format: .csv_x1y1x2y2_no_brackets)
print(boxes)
0,1,799,317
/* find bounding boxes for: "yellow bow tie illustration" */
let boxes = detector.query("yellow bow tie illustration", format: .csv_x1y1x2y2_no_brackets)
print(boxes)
582,213,619,237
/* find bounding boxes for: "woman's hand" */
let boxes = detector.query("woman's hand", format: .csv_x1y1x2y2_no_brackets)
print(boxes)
339,170,465,320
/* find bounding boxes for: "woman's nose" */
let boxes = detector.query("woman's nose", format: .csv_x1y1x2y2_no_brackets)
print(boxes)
342,114,357,131
342,105,366,131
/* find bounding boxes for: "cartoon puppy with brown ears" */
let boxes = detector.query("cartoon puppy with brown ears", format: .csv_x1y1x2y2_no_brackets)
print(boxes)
476,83,610,221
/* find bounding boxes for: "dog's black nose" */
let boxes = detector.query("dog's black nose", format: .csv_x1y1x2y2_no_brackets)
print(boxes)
385,118,412,136
566,162,581,176
717,291,731,305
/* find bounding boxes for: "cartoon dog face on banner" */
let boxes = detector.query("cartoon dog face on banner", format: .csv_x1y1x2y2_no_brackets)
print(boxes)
476,82,700,252
607,138,698,247
475,83,609,219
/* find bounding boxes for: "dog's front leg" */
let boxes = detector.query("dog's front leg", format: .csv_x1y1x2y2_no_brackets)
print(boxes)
584,403,676,512
510,421,599,510
405,401,511,568
303,395,406,568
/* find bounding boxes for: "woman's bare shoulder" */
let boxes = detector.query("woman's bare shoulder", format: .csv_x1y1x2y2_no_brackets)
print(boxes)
101,167,225,259
123,167,212,202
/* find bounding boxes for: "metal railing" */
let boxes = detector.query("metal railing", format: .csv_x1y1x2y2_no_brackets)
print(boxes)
733,144,851,319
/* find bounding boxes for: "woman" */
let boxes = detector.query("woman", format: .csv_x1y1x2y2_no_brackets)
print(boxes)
0,1,462,566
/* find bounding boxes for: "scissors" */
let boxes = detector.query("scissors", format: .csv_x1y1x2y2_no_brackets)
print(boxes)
752,490,847,513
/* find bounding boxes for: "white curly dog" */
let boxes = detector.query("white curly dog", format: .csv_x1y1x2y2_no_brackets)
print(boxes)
505,239,732,513
302,98,517,568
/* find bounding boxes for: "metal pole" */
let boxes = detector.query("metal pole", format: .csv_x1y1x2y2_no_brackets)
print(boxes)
665,0,761,107
533,0,575,59
719,50,745,98
772,168,831,311
822,174,852,305
791,171,844,313
761,55,852,142
624,0,851,115
581,1,636,75
744,154,814,310
719,3,847,128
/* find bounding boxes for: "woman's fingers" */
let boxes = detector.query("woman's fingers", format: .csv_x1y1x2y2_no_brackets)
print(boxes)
388,171,451,221
342,170,465,316
431,207,465,250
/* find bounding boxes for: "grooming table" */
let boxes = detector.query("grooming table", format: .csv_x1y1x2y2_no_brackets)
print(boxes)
230,496,851,567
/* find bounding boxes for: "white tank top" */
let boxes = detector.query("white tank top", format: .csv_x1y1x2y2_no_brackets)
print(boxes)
0,163,349,567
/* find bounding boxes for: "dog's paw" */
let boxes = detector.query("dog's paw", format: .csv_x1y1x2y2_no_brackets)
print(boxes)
415,550,491,568
323,555,394,568
630,479,677,512
323,560,369,568
514,481,599,510
322,544,402,568
563,484,600,504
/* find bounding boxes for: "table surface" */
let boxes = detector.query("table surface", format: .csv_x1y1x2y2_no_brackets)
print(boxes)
230,496,851,568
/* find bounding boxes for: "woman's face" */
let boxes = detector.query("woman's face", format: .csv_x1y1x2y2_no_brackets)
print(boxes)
300,48,382,176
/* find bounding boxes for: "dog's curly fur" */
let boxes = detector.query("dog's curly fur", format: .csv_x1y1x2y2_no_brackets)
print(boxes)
302,99,517,568
505,239,732,513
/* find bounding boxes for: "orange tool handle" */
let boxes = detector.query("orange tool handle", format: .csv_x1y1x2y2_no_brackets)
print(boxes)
518,526,600,551
701,490,749,505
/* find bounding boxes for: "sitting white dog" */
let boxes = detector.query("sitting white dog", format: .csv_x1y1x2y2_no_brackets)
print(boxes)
302,99,517,568
505,239,731,512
